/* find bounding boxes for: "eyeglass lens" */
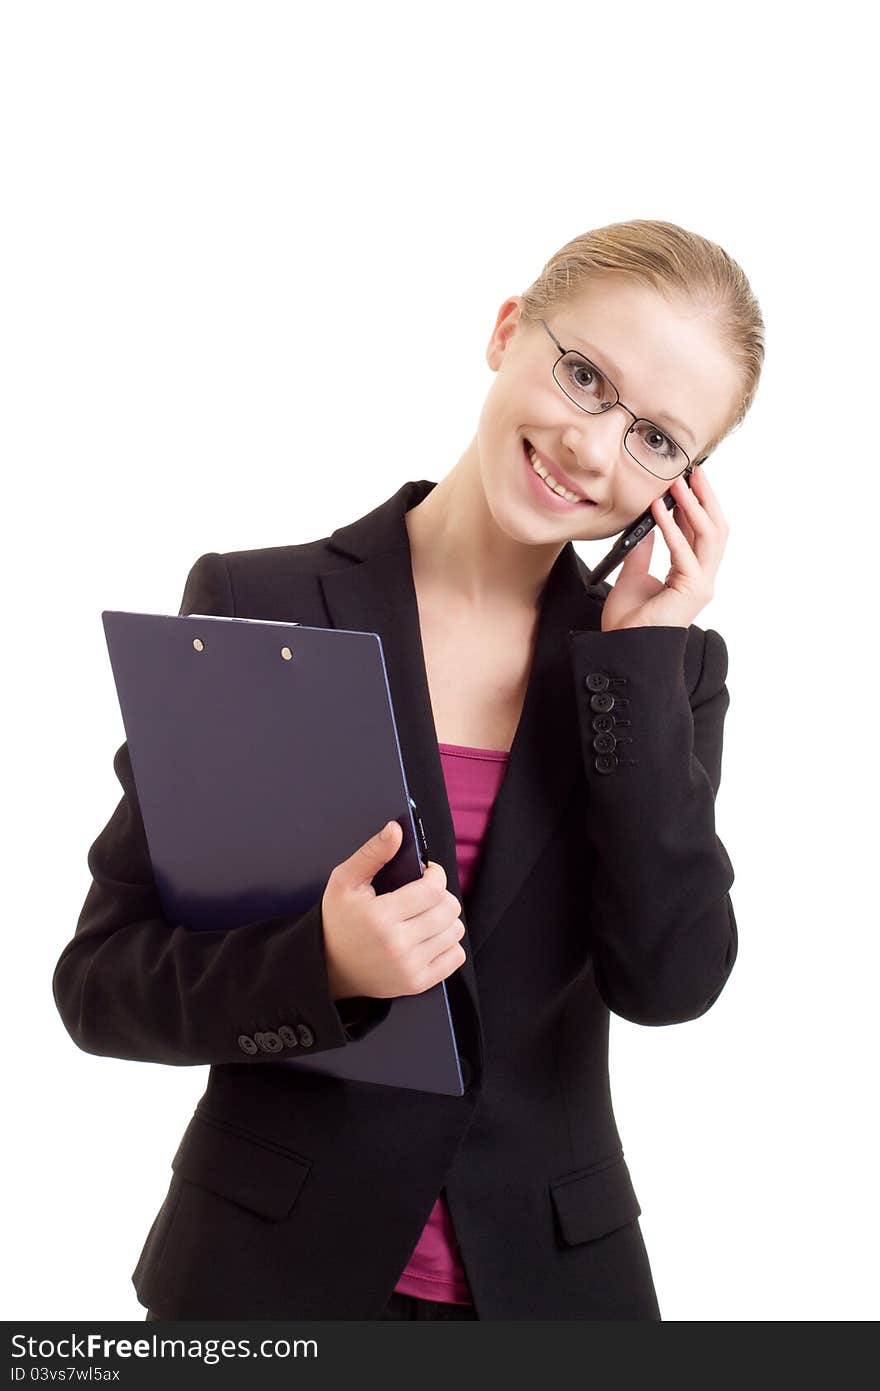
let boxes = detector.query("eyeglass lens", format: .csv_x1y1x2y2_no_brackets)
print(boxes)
554,351,687,481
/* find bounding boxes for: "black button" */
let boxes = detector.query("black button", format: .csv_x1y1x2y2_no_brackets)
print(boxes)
594,753,619,775
590,691,615,713
237,1034,258,1055
296,1023,315,1048
254,1030,283,1053
278,1025,298,1048
585,672,610,692
592,713,615,733
592,732,617,753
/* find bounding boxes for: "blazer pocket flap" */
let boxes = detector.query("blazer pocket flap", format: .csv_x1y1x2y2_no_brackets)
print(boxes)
549,1152,641,1245
172,1114,312,1221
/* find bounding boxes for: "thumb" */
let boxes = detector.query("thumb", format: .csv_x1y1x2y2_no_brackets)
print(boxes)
345,819,403,888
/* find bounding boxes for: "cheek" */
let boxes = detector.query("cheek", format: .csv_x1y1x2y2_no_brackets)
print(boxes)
608,481,665,534
635,478,667,514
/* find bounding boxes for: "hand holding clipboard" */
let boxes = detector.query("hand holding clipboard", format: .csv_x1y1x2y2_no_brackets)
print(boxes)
322,819,466,1003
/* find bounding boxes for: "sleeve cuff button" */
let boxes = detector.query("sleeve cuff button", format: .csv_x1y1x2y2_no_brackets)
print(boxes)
594,753,619,775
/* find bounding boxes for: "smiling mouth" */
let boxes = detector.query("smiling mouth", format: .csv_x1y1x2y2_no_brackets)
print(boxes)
524,439,596,505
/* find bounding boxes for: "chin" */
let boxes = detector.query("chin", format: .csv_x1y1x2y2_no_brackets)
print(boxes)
496,495,598,548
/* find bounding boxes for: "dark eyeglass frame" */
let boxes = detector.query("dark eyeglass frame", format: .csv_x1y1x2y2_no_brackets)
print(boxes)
538,317,707,479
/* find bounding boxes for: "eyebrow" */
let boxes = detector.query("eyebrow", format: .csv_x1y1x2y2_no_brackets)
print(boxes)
567,333,696,447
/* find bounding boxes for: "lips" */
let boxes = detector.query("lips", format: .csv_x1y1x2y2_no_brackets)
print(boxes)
524,439,596,504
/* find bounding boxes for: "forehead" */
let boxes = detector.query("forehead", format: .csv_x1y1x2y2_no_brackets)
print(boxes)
551,277,738,449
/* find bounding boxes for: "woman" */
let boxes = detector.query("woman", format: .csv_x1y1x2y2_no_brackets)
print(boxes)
53,219,764,1321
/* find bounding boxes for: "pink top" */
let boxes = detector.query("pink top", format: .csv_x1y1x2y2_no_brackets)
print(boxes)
393,739,510,1305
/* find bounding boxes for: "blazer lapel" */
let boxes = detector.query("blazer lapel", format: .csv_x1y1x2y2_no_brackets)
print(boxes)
318,479,605,1021
460,537,604,957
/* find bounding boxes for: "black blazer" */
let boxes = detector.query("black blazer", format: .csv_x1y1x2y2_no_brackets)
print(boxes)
52,478,738,1321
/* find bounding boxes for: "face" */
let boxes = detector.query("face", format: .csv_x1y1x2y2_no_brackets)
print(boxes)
476,275,742,543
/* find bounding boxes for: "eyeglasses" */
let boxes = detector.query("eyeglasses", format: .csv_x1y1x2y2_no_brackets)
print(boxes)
538,318,705,481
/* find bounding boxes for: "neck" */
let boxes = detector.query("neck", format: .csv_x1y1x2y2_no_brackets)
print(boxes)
404,444,565,614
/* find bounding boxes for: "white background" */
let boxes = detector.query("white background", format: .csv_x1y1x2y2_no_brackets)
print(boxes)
3,0,877,1322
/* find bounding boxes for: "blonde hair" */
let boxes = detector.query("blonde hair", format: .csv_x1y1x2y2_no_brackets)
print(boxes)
518,218,765,460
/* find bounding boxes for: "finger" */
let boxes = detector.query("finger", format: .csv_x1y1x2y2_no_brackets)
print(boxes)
688,476,730,562
651,495,700,576
671,475,711,539
689,467,728,532
672,504,695,551
670,475,723,568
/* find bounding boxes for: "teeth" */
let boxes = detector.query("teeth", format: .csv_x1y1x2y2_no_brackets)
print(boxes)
527,444,586,503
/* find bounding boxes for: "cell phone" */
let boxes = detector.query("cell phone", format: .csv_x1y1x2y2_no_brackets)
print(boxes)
585,462,700,587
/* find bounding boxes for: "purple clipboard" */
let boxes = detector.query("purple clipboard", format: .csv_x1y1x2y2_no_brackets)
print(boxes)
101,609,466,1096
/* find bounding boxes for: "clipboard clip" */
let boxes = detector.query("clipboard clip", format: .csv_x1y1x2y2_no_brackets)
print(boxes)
408,795,430,869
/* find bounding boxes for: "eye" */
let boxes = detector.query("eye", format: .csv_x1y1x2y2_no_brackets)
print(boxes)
561,352,611,404
630,420,678,457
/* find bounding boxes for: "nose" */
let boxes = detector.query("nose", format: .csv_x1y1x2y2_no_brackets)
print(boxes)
562,408,623,484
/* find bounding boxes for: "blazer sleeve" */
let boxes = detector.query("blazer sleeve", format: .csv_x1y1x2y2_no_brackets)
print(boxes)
567,622,738,1026
52,551,392,1067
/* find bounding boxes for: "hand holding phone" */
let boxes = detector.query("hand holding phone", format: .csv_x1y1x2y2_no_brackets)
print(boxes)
585,464,698,587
